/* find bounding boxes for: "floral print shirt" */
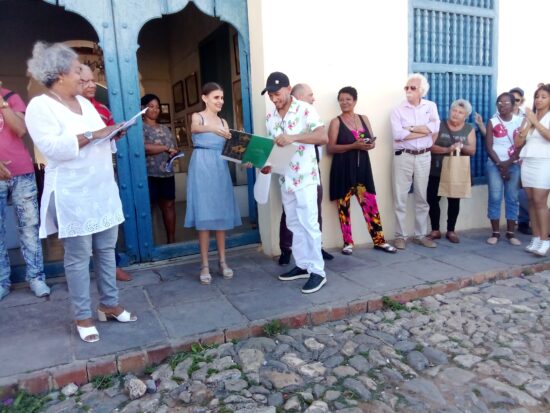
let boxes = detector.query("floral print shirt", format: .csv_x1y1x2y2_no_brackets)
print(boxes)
143,123,177,177
265,98,323,193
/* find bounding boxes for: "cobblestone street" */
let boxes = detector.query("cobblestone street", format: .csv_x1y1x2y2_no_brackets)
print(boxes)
31,270,550,413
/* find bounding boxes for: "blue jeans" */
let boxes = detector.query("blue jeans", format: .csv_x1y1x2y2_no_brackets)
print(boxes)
486,160,520,220
63,225,119,320
518,188,530,224
0,173,45,288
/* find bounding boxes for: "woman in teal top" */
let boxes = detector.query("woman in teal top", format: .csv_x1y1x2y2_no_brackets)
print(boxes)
185,82,241,284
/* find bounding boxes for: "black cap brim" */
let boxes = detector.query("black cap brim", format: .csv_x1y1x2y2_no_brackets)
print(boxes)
261,85,284,96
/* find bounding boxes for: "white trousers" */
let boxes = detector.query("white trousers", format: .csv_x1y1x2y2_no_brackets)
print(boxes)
392,151,431,238
281,184,325,277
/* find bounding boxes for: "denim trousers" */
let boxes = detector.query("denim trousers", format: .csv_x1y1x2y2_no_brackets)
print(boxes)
63,225,119,320
0,173,45,288
486,160,520,220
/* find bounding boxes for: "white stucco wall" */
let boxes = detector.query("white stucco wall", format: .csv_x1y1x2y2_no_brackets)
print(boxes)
248,0,509,256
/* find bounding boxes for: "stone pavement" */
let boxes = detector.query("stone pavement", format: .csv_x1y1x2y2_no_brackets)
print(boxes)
0,228,549,399
25,270,550,412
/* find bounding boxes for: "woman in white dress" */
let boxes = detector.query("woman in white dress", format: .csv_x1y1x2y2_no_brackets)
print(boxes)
25,42,137,343
516,84,550,256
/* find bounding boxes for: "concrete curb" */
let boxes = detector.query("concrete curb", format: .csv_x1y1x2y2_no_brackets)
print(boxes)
1,260,548,399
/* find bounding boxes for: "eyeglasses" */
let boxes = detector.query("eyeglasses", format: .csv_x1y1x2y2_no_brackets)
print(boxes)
81,79,95,85
404,86,418,91
497,101,512,106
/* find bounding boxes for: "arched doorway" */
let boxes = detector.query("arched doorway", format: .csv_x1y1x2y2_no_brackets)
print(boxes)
136,2,258,259
1,0,255,281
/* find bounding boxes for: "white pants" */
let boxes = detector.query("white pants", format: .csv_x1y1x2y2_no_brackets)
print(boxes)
392,151,431,238
281,184,325,277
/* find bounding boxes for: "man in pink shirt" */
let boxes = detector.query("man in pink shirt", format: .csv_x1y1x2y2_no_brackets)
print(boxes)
0,82,50,299
390,74,440,249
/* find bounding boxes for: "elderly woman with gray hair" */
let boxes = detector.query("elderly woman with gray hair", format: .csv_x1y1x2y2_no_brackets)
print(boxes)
427,99,476,243
25,42,136,343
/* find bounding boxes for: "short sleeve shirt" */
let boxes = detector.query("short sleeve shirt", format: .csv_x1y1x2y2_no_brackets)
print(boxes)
0,88,34,176
143,123,177,177
265,98,323,192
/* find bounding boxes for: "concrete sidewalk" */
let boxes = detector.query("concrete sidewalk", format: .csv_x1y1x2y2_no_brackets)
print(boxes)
1,228,549,396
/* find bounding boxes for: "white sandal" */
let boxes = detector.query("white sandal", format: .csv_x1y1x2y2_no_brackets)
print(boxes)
219,261,234,279
76,324,100,343
200,265,212,285
97,308,137,323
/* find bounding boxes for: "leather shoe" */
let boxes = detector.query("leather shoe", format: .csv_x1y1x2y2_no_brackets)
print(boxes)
412,236,437,248
393,238,406,250
428,230,441,240
116,268,132,282
321,249,334,260
445,231,460,243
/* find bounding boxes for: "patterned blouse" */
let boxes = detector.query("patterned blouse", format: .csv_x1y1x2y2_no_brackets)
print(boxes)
265,97,323,193
143,123,177,177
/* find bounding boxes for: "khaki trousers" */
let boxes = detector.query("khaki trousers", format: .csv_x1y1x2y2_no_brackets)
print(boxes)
392,151,431,238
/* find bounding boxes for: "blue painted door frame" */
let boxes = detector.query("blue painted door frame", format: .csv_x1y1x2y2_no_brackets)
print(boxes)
43,0,257,265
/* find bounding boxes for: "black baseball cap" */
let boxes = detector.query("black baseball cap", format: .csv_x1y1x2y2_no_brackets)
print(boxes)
509,87,524,97
261,71,290,95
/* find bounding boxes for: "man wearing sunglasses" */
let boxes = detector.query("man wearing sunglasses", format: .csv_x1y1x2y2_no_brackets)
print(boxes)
390,74,440,249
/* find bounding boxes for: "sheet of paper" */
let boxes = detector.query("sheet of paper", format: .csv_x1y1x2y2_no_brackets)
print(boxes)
93,107,148,144
265,143,298,175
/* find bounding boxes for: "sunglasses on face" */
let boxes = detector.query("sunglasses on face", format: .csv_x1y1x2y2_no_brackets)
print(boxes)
514,98,522,102
404,86,418,91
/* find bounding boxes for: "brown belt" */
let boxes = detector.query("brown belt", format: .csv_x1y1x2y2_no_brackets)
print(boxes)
394,148,431,156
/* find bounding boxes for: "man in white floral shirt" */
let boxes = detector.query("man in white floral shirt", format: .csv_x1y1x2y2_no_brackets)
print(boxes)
262,72,328,293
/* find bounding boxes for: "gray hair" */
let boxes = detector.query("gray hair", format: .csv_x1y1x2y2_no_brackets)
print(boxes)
291,83,307,98
450,99,473,116
407,73,430,97
27,42,78,88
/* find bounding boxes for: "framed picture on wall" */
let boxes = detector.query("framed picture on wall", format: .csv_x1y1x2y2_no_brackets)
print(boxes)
232,79,243,131
185,73,199,107
174,118,189,148
172,81,185,112
233,33,240,75
158,103,171,124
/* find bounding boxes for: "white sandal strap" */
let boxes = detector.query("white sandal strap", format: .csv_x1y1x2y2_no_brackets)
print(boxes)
76,325,99,343
113,310,137,322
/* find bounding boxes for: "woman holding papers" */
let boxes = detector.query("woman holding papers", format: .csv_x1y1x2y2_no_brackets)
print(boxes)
185,82,241,285
328,86,396,256
142,93,178,244
25,42,136,343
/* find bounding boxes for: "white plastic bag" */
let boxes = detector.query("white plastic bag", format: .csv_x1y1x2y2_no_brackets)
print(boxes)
254,170,271,204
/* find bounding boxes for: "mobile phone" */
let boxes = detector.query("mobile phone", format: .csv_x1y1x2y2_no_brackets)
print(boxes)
365,136,377,143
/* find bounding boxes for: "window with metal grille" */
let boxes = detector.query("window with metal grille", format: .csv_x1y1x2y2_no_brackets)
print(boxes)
409,0,498,183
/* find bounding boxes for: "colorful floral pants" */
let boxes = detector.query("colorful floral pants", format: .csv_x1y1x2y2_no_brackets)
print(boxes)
337,184,386,247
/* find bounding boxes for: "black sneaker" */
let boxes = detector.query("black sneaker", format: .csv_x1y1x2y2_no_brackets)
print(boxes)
278,250,292,266
278,266,309,281
321,249,334,261
301,273,327,294
518,222,532,235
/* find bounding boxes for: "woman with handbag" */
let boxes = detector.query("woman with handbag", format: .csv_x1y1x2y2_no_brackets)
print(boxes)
484,92,523,245
427,99,476,243
516,84,550,256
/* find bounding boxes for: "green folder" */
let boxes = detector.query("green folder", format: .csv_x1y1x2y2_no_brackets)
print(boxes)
242,135,275,168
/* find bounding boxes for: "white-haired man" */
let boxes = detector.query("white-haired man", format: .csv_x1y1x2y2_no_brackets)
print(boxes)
390,73,440,249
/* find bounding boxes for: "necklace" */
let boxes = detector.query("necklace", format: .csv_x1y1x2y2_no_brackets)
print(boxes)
341,113,359,132
49,90,69,109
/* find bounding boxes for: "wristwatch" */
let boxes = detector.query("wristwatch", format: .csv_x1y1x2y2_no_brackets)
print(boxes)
83,131,94,141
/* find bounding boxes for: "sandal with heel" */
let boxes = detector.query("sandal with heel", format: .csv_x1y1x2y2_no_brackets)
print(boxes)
76,320,100,343
97,307,137,323
200,265,212,285
219,261,234,279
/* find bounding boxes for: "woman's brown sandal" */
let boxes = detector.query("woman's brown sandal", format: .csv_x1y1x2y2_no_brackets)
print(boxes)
506,231,521,246
486,232,500,245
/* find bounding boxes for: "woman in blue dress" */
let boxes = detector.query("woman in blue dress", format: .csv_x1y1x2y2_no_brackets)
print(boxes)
185,82,241,284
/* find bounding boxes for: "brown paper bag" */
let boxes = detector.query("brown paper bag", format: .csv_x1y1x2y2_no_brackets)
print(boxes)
438,149,471,198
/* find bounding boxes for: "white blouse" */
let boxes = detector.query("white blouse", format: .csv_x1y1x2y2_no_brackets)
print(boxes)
25,94,124,239
520,112,550,159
